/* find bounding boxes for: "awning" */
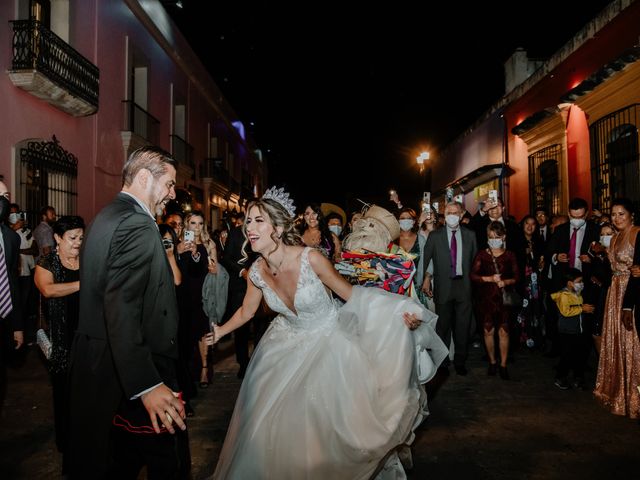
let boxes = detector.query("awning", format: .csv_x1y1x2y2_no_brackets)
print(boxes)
436,163,514,196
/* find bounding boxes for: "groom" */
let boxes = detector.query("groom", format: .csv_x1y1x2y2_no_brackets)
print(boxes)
68,147,189,478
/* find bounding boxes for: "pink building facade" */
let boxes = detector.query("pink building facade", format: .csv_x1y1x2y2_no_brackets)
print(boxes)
0,0,265,228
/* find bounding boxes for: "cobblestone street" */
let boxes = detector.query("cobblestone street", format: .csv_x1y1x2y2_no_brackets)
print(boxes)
1,338,639,479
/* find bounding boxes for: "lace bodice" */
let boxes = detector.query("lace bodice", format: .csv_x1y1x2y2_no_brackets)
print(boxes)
249,247,338,333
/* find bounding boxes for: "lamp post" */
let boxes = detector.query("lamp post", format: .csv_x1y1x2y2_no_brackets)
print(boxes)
416,151,431,193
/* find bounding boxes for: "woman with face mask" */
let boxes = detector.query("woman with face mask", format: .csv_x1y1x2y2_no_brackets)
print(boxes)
393,207,435,311
588,222,614,355
470,221,520,380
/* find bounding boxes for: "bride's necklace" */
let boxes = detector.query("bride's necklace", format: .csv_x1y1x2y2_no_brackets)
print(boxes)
267,250,288,276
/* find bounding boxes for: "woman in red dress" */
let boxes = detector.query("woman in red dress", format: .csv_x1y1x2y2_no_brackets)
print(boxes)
471,221,520,379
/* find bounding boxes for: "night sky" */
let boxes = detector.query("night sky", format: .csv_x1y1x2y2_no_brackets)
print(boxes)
165,0,612,213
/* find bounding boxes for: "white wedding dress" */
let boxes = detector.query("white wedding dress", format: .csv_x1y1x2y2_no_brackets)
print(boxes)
213,247,447,479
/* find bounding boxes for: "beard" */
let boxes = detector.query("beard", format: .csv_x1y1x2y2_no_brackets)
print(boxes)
155,202,165,217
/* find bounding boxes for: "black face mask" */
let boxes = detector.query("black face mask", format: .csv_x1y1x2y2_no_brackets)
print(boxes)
0,196,9,223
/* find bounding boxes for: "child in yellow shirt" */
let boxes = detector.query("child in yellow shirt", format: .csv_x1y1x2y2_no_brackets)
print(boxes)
550,268,594,390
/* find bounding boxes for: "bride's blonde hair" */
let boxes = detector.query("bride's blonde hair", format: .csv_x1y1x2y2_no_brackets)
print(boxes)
241,198,302,264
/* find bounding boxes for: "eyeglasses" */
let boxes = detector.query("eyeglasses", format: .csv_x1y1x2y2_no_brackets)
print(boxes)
168,221,183,228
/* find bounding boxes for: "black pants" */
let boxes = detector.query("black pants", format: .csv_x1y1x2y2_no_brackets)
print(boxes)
109,427,191,480
556,332,591,379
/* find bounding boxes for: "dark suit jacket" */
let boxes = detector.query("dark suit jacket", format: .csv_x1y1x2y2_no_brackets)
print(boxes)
0,224,22,332
220,226,248,293
621,228,640,338
422,226,477,303
547,221,600,291
69,193,179,477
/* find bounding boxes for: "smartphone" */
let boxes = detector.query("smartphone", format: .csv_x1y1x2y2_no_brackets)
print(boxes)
454,194,464,204
445,187,454,202
432,201,439,213
489,189,498,204
162,238,173,250
423,192,431,205
184,230,195,242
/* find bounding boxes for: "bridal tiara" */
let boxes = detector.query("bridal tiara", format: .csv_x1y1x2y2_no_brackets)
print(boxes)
262,186,296,217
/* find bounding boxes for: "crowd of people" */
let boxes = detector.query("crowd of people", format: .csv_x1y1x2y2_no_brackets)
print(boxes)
1,145,639,479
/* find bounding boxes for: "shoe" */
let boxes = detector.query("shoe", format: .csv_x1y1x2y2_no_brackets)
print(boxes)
454,365,468,376
554,378,570,390
199,366,210,388
499,366,510,380
185,402,195,417
571,377,587,390
487,363,497,376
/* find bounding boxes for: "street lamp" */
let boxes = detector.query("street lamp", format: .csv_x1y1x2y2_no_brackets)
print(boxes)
416,151,431,192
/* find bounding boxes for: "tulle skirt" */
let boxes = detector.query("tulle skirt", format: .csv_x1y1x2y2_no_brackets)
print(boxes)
213,287,447,479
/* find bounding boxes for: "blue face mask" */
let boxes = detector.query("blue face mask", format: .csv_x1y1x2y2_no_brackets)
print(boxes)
328,225,342,237
399,219,415,231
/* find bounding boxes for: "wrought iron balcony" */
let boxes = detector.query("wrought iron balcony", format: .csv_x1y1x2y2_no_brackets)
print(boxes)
200,157,229,185
8,19,99,116
170,134,195,170
122,101,160,145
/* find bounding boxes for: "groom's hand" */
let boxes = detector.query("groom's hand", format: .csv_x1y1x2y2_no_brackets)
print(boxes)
141,384,186,434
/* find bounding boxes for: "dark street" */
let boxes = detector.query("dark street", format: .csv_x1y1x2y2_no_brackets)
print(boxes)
1,338,638,480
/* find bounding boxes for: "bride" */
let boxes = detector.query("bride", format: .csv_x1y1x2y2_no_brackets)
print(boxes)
210,187,448,479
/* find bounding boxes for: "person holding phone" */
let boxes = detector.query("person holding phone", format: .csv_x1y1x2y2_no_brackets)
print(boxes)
178,212,218,388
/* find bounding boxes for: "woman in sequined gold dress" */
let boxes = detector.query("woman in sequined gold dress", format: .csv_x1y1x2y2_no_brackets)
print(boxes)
594,198,640,419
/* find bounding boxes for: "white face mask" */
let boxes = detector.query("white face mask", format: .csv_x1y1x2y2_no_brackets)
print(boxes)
487,238,504,249
445,214,460,229
570,218,586,229
399,219,415,231
328,225,342,237
573,282,584,294
600,235,612,248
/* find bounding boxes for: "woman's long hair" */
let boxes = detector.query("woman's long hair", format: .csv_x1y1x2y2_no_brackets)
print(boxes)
299,203,335,259
159,223,180,262
184,211,217,262
241,199,302,264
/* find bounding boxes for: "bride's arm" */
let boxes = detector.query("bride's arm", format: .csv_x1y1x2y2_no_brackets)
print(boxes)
308,249,353,301
211,278,263,343
309,249,421,330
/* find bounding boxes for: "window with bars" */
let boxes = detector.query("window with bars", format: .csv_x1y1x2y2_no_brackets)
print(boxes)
16,136,77,228
590,104,640,213
528,144,561,216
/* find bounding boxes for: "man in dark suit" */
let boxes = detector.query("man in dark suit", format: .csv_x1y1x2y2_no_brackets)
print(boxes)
220,211,251,378
422,201,477,375
0,188,23,415
547,198,600,291
68,147,189,479
546,197,600,357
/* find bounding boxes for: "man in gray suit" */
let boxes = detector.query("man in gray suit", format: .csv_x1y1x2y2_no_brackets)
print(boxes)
68,147,189,478
422,201,477,375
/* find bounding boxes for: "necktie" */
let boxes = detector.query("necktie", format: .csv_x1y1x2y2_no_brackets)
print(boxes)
450,230,458,278
540,228,545,241
0,244,13,319
569,227,578,268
